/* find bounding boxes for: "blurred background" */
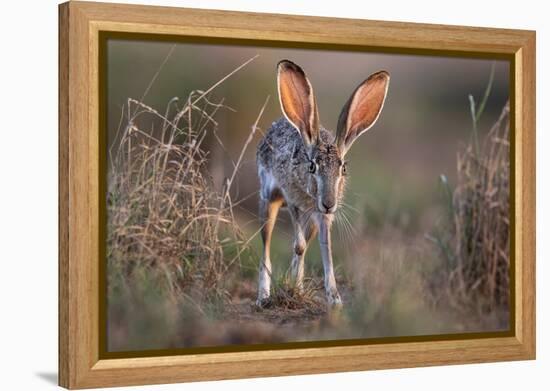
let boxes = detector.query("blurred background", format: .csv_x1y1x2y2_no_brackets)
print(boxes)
106,38,510,352
108,39,509,237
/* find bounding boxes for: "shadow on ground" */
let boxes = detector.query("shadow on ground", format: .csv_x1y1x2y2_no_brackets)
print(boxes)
36,372,57,386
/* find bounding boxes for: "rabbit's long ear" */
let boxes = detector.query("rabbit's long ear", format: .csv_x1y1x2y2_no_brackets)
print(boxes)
277,60,320,147
335,71,390,154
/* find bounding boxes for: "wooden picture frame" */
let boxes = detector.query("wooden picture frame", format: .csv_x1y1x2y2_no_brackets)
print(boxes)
59,1,536,389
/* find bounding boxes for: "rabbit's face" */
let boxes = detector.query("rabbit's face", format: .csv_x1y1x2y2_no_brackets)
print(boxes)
276,59,389,215
308,142,346,214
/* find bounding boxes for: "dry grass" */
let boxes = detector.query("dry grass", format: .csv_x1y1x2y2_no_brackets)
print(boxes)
429,102,510,315
452,102,510,311
261,278,326,312
106,55,510,351
107,56,266,312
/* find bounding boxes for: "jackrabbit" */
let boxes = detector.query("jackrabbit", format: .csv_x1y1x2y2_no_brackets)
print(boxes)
256,60,390,307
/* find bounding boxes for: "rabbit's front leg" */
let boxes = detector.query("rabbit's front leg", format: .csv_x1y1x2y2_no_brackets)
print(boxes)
317,213,342,306
288,206,306,292
289,207,318,292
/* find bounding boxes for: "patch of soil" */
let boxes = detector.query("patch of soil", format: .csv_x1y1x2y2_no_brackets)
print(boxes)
224,278,353,341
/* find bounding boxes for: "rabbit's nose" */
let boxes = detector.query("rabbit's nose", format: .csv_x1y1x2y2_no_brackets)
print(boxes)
322,201,335,211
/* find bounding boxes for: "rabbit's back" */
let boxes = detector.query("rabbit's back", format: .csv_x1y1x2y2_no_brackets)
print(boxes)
257,118,306,169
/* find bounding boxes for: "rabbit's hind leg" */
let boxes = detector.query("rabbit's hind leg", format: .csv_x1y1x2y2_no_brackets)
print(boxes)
256,194,283,307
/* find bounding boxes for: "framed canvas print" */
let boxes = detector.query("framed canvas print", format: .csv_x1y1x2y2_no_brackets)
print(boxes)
58,1,536,389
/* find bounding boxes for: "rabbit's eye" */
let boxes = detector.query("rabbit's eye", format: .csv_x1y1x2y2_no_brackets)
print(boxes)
308,161,316,174
342,162,348,175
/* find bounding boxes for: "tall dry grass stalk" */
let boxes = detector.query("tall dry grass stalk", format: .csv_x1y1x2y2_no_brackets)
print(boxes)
430,102,510,314
107,57,266,305
450,102,510,312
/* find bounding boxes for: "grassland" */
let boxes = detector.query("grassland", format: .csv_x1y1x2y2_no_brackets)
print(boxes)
106,59,510,352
